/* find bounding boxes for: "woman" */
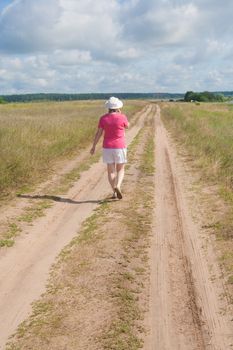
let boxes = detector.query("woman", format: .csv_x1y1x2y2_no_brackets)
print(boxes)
90,96,129,199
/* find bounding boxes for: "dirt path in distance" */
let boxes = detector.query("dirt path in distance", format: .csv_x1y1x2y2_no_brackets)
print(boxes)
144,106,232,350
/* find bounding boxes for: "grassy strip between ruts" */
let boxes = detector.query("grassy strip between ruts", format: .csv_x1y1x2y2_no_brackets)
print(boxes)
101,118,155,350
6,116,155,350
160,101,233,297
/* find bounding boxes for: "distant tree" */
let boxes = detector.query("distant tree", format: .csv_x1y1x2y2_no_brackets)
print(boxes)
184,91,227,102
0,96,6,104
184,91,195,102
214,93,226,102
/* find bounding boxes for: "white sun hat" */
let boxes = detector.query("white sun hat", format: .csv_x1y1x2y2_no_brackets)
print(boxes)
105,96,123,109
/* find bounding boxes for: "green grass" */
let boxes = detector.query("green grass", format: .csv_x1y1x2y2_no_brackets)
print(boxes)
18,200,52,223
161,103,233,186
0,101,101,199
0,222,22,247
0,239,14,247
161,102,233,210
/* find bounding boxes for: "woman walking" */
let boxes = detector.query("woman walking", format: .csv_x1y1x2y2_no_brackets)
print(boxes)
90,96,129,199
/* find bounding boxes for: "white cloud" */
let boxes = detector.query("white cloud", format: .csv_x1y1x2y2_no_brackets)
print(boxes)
0,0,62,53
122,3,199,47
52,50,92,66
0,0,233,93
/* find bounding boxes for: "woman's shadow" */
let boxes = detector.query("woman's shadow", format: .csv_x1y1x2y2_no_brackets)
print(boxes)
17,194,117,204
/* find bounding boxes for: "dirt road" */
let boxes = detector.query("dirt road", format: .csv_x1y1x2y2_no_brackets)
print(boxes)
0,104,232,349
144,107,232,349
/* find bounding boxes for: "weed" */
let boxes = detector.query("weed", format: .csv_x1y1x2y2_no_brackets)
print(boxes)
18,200,52,223
0,239,14,247
1,222,22,243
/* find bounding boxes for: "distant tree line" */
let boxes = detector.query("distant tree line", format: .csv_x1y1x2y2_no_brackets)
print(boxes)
184,91,229,102
0,92,184,103
0,91,232,104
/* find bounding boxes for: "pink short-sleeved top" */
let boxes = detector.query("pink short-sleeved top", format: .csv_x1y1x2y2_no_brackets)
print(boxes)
98,112,129,149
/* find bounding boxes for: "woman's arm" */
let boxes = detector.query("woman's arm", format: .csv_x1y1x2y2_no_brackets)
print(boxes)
90,128,103,155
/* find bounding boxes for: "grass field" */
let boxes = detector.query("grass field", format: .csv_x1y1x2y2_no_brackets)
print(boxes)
0,100,145,200
161,102,233,191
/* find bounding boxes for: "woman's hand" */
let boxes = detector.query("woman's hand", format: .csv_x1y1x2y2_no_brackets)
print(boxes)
90,146,95,155
90,128,103,155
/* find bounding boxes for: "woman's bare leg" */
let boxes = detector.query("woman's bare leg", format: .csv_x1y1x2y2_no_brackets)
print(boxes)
116,163,125,190
107,163,116,191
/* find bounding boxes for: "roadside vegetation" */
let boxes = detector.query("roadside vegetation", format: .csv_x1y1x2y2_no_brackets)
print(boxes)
0,100,144,201
6,113,155,350
160,102,233,296
161,103,233,192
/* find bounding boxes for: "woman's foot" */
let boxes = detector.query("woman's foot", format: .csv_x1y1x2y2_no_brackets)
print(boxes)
110,191,117,199
114,187,123,199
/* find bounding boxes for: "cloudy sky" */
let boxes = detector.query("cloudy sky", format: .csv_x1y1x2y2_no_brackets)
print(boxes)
0,0,232,94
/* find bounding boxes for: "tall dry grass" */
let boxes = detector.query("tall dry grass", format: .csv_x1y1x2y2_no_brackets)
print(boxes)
161,102,233,188
0,100,144,199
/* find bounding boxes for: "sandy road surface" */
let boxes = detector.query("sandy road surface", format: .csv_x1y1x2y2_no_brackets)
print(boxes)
0,105,153,349
144,106,232,349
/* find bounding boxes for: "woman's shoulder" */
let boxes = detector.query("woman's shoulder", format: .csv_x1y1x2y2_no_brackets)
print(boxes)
100,113,111,119
100,112,127,120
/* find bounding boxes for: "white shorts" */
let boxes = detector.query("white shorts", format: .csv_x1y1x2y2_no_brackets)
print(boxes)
102,148,127,164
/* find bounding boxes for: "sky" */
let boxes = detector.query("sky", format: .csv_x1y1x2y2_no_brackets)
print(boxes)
0,0,232,94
